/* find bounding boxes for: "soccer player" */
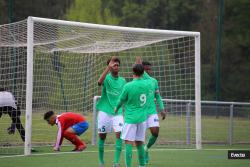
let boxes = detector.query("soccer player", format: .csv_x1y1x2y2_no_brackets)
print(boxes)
0,88,25,142
44,111,88,151
96,57,126,167
115,63,151,167
141,60,167,164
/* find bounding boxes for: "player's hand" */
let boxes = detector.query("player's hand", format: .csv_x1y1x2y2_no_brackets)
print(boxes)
7,126,15,134
53,146,60,151
135,57,142,64
160,109,167,120
114,108,117,114
108,60,114,69
108,56,117,69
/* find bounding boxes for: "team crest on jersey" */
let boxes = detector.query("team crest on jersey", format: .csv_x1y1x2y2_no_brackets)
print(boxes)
119,123,123,127
154,118,159,122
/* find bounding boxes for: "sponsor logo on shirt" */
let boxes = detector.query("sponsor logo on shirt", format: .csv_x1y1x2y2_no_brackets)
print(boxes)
106,90,120,96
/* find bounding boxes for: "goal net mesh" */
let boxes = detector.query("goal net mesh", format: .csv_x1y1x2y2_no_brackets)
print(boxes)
0,18,197,154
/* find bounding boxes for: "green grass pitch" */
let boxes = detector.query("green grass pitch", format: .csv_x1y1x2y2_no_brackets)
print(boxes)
1,145,250,167
1,112,250,166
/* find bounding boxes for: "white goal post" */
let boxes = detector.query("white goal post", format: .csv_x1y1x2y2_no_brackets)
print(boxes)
0,16,201,155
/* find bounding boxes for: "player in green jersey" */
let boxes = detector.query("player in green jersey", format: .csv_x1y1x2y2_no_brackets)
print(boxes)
96,57,126,167
115,63,151,167
141,60,167,164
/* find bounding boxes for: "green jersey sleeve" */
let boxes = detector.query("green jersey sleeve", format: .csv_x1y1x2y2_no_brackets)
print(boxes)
154,79,164,111
116,84,128,111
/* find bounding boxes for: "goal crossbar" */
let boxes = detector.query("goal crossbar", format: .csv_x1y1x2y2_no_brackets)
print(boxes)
30,17,200,37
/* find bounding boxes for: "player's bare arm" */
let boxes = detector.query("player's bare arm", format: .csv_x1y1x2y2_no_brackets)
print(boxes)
114,95,124,114
97,57,116,86
160,109,167,120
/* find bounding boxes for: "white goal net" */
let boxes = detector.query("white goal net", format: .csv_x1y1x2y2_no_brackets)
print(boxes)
0,17,200,155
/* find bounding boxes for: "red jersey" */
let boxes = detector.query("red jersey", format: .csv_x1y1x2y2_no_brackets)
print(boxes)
57,112,86,131
54,112,86,149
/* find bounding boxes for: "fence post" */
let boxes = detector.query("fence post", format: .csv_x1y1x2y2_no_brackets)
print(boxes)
228,104,234,145
186,102,191,145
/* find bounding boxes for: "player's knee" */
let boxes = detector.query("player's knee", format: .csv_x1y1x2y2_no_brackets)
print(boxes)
65,128,74,134
115,132,121,139
151,132,159,138
99,133,106,140
150,128,159,137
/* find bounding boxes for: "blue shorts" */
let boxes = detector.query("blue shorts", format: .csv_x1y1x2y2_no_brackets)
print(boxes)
72,121,89,136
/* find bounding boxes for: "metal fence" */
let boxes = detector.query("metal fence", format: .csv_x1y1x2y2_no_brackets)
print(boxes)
92,96,250,147
165,99,250,146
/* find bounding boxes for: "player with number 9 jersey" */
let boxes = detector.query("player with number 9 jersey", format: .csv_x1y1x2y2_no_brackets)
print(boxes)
115,63,153,167
116,77,151,124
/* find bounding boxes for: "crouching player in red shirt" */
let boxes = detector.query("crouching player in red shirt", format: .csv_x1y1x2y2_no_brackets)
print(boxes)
44,111,88,151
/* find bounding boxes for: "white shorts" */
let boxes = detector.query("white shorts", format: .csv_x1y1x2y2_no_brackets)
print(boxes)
97,111,124,134
146,114,160,128
121,121,146,142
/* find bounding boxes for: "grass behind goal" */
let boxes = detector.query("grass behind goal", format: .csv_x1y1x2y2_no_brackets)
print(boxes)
1,146,250,167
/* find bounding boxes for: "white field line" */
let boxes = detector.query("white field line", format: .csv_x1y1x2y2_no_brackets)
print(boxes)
1,148,249,159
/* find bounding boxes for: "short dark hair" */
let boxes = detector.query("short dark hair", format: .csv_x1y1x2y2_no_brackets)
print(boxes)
142,61,151,66
133,64,144,76
0,88,5,91
44,111,54,120
107,57,121,65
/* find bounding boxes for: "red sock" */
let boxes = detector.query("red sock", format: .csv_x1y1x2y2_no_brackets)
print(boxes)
63,131,84,147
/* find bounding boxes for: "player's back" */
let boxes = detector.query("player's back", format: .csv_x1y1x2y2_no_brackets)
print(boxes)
122,77,151,123
0,91,17,109
57,112,86,130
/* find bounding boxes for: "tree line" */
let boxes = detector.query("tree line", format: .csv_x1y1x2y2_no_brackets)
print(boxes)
0,0,249,102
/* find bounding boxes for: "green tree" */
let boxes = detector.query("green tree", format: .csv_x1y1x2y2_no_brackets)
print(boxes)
0,0,72,24
0,0,8,24
1,0,250,101
197,0,218,100
65,0,119,25
220,0,250,101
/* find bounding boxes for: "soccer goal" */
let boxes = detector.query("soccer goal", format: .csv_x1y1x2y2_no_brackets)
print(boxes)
0,17,200,155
